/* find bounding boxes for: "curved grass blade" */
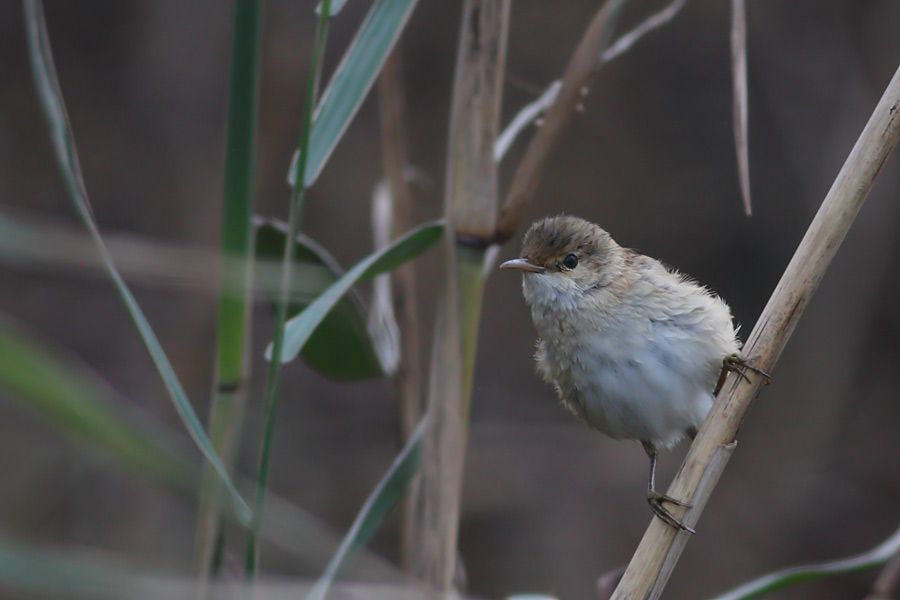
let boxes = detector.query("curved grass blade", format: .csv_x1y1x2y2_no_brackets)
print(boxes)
255,218,389,379
23,0,251,526
289,0,419,188
0,315,191,486
307,419,424,600
267,221,444,364
709,526,900,600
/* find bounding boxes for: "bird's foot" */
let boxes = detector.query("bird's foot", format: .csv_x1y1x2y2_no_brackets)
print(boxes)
715,354,772,395
646,490,695,534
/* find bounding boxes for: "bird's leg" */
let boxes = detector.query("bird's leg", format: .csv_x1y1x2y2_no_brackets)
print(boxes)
715,353,773,395
641,441,695,534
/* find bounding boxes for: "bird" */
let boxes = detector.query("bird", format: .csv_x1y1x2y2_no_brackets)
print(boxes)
500,215,760,532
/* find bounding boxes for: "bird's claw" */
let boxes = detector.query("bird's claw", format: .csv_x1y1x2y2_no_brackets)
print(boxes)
715,354,772,395
647,489,691,508
646,490,695,534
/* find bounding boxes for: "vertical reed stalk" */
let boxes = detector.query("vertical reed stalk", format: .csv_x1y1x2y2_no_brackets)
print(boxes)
612,64,900,600
193,0,264,584
376,49,424,571
417,0,510,593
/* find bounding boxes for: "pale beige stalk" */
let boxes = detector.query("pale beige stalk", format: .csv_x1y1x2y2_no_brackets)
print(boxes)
417,0,510,594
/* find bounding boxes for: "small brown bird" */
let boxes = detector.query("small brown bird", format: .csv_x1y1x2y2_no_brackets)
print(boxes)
501,215,753,532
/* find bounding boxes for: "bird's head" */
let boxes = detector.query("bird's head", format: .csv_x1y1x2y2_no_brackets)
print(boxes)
500,215,625,310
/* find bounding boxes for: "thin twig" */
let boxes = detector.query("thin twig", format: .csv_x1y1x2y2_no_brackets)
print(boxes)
731,0,752,215
493,0,691,242
611,65,900,599
494,0,627,243
245,0,333,576
494,81,561,163
601,0,687,63
493,0,689,168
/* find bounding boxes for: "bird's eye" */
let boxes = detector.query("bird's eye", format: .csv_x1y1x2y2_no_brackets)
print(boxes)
563,253,578,269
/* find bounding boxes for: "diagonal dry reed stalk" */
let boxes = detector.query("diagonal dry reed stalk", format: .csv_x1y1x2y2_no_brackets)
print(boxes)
611,64,900,600
494,0,696,242
494,0,628,243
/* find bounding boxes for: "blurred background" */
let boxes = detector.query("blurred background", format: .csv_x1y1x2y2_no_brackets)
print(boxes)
1,0,899,598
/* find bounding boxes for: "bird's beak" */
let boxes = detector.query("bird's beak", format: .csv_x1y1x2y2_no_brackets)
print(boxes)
499,258,545,273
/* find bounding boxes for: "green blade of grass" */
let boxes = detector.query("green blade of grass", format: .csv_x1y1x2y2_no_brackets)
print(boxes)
267,221,444,364
709,526,900,600
307,419,424,600
246,0,334,576
255,218,388,379
23,0,251,526
0,315,191,486
195,0,265,581
289,0,419,188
